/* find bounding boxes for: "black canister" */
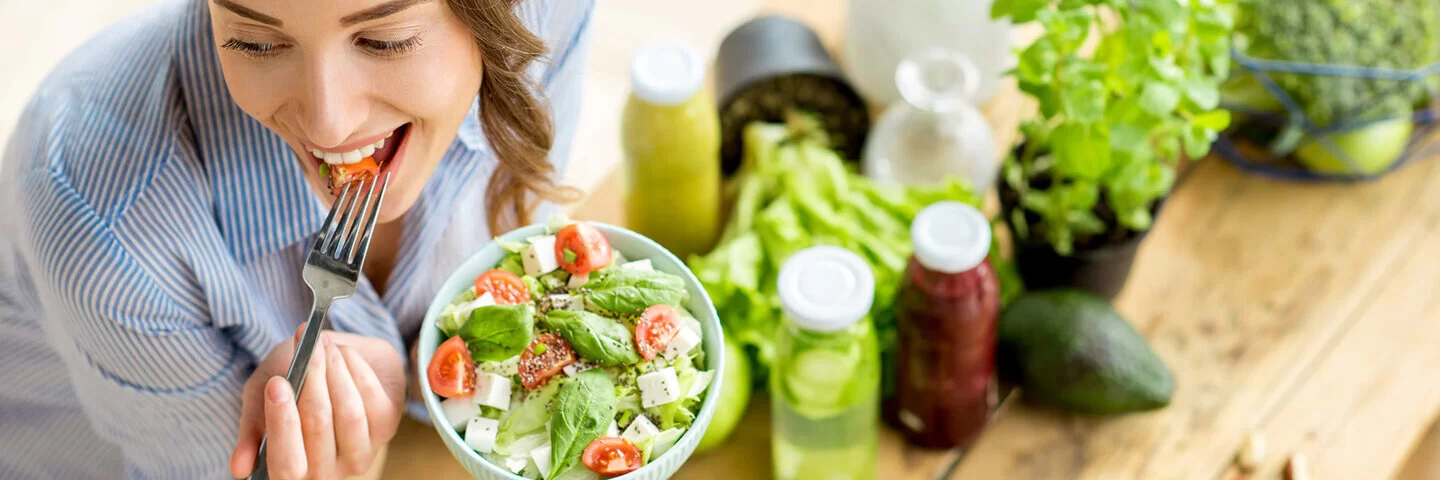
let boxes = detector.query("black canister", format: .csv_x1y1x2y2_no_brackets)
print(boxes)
715,15,871,175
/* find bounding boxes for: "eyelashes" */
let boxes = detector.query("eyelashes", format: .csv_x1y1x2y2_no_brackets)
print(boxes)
221,38,282,58
219,34,424,59
355,36,424,57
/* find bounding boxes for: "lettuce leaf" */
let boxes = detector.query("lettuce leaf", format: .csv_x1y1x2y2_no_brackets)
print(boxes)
684,116,1017,397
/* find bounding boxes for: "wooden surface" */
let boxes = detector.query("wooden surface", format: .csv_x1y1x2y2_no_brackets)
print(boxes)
380,1,1440,479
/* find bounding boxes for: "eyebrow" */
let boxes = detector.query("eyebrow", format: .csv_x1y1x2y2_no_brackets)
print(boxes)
211,0,431,29
213,0,283,27
340,0,432,27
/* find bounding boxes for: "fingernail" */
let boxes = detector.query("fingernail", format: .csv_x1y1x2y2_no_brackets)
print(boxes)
322,333,333,348
267,378,291,404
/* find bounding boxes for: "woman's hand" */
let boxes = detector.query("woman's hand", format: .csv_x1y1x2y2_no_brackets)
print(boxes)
230,327,407,479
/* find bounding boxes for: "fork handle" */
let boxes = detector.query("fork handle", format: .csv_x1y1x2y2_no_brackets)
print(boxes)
248,297,334,480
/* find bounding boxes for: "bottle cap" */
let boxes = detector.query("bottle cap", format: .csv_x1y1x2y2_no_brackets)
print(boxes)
630,41,705,106
911,201,991,274
777,246,875,332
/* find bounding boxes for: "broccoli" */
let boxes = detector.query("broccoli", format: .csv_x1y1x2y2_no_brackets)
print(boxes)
1232,0,1440,127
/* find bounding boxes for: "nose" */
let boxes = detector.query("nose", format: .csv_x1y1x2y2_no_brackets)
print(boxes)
294,52,368,149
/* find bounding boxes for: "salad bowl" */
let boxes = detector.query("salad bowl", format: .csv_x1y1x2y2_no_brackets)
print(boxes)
417,220,725,480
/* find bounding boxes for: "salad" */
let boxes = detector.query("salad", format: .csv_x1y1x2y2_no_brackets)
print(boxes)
426,217,714,480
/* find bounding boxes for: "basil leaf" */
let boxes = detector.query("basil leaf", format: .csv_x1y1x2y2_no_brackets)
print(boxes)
457,303,535,362
549,369,616,480
584,269,688,316
543,310,641,366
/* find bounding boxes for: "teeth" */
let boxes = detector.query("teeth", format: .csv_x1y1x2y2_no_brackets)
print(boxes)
313,128,399,166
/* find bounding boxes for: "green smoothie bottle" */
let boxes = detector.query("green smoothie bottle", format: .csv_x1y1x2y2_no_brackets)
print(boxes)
772,246,881,480
620,42,721,259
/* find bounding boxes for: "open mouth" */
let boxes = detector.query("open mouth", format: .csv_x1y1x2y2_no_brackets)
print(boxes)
312,123,411,194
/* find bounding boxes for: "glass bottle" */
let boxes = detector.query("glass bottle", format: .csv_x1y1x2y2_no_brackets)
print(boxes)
620,41,722,259
771,246,880,480
884,202,1001,449
861,48,999,194
843,0,1013,106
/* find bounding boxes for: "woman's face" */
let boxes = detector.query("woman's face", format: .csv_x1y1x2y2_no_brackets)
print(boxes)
208,0,482,223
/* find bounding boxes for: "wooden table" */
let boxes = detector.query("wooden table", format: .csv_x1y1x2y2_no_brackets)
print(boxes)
381,1,1440,479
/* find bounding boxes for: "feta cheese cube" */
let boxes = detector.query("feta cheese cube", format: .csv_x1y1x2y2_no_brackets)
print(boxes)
548,293,582,311
460,292,496,312
638,367,682,408
567,271,590,290
621,415,660,444
503,455,528,474
473,372,512,411
662,327,702,361
562,361,594,377
523,235,559,277
440,396,481,431
464,416,500,453
621,259,654,271
530,443,553,479
680,316,703,336
605,420,619,438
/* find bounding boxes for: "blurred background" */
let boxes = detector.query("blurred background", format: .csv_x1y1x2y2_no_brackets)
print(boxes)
5,1,1440,479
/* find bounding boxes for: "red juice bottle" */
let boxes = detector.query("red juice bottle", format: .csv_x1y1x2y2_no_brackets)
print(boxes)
884,201,1000,449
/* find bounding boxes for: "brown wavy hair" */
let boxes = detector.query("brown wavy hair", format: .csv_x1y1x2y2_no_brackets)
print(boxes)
448,0,580,232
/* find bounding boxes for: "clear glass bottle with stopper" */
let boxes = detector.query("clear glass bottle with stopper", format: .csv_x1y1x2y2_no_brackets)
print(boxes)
861,48,998,193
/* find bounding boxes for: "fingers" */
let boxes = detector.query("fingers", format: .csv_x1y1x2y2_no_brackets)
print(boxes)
340,344,399,444
263,377,307,480
230,375,269,478
297,334,336,480
326,339,375,476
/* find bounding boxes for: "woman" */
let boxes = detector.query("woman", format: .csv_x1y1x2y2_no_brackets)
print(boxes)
0,0,592,477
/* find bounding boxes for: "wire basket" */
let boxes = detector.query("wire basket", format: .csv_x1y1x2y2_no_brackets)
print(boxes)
1215,47,1440,182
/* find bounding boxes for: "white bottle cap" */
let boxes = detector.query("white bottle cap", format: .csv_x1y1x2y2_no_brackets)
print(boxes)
629,41,705,106
777,246,875,332
911,201,991,274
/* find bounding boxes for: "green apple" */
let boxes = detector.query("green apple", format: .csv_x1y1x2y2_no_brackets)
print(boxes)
696,335,750,453
1296,118,1413,175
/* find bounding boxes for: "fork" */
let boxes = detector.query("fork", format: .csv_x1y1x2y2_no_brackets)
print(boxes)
248,173,390,480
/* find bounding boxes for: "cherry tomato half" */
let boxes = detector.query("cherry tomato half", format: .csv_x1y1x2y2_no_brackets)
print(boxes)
635,304,681,361
327,157,380,195
555,222,613,275
474,269,530,305
582,437,643,477
518,333,576,390
427,336,475,398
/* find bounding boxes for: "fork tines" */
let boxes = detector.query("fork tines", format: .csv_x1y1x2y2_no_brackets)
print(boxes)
314,173,390,266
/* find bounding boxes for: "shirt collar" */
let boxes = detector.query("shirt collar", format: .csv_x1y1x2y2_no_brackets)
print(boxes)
174,0,486,263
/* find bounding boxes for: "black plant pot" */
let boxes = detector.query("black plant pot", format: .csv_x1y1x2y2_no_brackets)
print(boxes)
999,169,1164,301
1010,229,1151,300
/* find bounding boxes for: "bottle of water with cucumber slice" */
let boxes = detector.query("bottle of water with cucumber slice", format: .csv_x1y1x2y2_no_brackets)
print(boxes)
771,246,881,480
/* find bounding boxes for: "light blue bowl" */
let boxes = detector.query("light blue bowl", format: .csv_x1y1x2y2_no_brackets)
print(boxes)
417,222,725,480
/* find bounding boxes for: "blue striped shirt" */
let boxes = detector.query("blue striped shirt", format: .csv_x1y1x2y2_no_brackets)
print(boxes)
0,0,593,477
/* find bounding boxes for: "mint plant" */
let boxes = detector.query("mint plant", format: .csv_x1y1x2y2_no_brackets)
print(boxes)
992,0,1234,255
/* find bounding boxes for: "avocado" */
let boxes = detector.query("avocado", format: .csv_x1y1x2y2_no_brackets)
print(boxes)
998,289,1174,414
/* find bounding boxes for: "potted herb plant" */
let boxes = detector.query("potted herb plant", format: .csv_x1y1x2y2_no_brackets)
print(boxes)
990,0,1235,299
